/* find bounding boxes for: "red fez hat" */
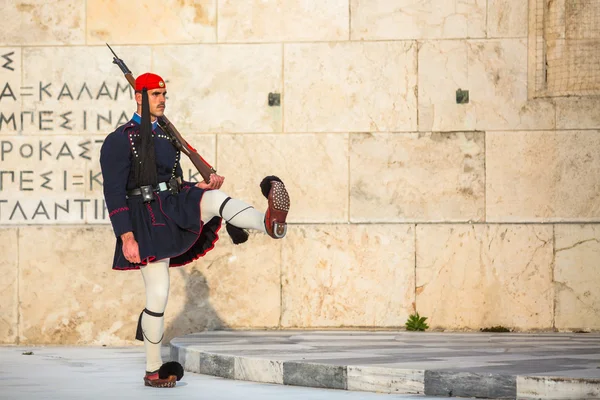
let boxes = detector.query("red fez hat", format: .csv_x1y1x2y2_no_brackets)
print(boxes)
135,73,166,92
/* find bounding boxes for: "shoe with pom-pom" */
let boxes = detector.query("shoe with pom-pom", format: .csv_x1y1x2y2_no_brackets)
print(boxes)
143,361,184,388
260,176,290,239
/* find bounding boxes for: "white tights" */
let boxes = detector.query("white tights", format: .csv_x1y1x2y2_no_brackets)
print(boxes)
199,189,266,233
139,189,265,372
139,259,170,373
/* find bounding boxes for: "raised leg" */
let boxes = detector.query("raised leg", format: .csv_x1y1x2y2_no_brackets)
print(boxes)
199,175,290,240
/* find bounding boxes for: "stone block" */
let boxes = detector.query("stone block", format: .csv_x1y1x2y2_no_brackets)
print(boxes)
0,196,96,225
200,352,235,379
17,225,280,345
347,366,424,394
219,0,348,42
164,232,281,340
565,0,600,39
153,44,282,133
556,97,600,130
416,224,554,330
235,356,284,384
418,40,555,132
528,0,600,97
21,46,151,135
285,41,417,132
171,345,201,374
546,39,600,95
0,47,22,136
0,228,18,343
486,131,600,222
87,0,216,44
487,0,528,38
350,0,486,40
350,132,484,222
283,362,347,389
0,1,85,45
217,134,349,223
517,376,600,400
281,224,415,327
0,135,108,225
18,226,145,344
554,224,600,331
424,371,516,399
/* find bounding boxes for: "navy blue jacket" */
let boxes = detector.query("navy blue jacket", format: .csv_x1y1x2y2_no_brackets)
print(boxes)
100,114,183,238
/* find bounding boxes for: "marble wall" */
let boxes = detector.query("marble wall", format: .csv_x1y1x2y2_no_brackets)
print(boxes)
1,0,599,344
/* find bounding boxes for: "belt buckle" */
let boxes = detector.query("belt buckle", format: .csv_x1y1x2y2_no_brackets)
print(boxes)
157,182,168,191
140,185,154,203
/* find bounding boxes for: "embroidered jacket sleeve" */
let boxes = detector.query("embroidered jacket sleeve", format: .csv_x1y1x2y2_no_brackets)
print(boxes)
100,129,133,237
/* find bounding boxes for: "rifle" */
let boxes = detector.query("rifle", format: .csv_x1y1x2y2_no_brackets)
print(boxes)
107,43,216,183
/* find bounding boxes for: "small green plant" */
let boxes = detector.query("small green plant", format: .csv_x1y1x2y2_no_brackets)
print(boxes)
405,312,429,331
480,326,511,333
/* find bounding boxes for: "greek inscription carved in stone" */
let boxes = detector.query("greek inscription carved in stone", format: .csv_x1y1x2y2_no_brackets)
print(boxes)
0,55,140,225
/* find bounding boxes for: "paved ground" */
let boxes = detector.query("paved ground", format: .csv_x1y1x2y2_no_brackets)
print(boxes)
0,345,454,400
170,330,600,399
3,331,600,399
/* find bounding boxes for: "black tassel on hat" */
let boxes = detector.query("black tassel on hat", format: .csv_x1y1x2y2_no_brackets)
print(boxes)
134,87,158,188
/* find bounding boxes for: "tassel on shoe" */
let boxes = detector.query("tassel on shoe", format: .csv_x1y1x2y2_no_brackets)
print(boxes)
219,196,250,245
159,361,184,381
226,222,249,245
260,175,283,199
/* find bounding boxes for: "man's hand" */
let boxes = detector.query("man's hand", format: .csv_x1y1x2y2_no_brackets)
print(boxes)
196,173,225,190
121,232,141,264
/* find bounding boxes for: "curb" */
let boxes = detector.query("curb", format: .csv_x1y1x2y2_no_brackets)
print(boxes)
170,342,600,399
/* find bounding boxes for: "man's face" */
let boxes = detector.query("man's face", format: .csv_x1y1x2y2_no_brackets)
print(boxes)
136,88,167,119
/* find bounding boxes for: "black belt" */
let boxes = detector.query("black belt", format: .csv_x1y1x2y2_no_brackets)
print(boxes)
127,177,182,200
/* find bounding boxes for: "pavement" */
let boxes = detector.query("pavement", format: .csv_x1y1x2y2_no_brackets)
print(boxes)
0,345,452,400
3,330,600,400
170,330,600,400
